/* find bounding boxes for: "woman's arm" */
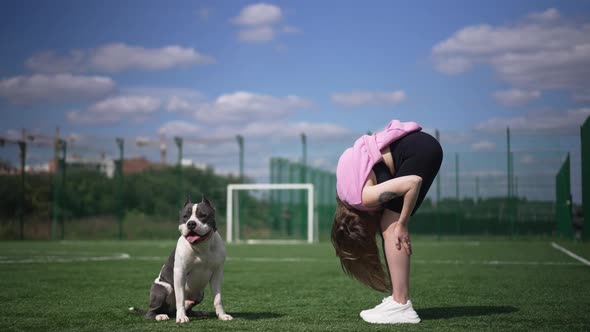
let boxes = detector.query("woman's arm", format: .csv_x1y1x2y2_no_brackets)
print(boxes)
362,174,422,226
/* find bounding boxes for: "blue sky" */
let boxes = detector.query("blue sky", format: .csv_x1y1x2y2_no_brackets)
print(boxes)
1,0,589,200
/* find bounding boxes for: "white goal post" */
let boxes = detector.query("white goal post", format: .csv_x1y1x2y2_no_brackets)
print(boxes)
226,183,315,244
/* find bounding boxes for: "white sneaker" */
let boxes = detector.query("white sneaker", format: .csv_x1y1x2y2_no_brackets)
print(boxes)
359,296,393,317
360,299,421,324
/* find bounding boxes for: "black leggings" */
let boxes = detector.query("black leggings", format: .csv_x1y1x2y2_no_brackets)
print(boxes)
372,131,443,215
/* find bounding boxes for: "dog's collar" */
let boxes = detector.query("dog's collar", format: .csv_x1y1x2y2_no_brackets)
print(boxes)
200,229,215,242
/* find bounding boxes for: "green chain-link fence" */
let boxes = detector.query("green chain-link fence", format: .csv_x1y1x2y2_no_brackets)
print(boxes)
556,154,573,238
1,121,588,241
581,116,590,240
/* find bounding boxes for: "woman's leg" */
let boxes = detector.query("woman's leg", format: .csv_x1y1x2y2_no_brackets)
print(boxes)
380,209,410,304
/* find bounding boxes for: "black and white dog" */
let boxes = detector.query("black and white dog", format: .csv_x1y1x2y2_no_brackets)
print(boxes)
130,195,232,323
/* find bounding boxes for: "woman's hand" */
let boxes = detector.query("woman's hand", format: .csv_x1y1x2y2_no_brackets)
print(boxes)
393,222,412,255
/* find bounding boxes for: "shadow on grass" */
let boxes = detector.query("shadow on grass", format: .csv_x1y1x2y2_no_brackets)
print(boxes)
419,306,518,320
128,310,284,321
229,312,285,320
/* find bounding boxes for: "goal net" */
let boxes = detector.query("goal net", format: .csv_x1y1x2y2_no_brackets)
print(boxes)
226,183,316,244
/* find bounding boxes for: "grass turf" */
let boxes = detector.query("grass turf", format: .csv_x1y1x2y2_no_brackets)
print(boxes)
0,239,589,331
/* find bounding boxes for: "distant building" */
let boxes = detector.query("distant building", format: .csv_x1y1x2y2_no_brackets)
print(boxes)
181,158,208,170
25,162,50,173
122,157,154,175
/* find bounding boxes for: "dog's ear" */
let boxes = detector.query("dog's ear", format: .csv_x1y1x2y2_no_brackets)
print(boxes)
202,194,213,208
184,194,192,206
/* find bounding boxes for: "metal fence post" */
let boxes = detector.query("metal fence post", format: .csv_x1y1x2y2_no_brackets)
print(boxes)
455,153,460,234
18,139,26,240
507,127,512,199
174,137,183,207
300,133,307,238
236,135,244,182
435,129,441,239
581,116,590,241
52,139,66,241
60,141,67,240
116,137,124,240
51,137,59,241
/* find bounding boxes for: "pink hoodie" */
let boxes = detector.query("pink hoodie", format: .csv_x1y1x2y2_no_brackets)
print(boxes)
336,120,422,211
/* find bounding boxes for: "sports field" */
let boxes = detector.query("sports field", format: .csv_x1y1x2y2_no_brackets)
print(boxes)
0,239,589,331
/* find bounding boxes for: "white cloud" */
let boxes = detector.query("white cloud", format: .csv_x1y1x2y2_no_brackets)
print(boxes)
310,158,332,169
476,108,590,134
192,91,313,124
232,3,282,26
432,9,590,96
490,44,590,89
527,8,560,22
153,118,351,181
26,43,215,74
434,57,473,75
167,96,196,113
493,89,541,106
120,86,206,115
237,121,352,139
158,121,201,137
466,170,505,177
573,89,590,102
439,132,472,145
0,73,115,104
197,7,211,21
238,26,276,42
282,25,302,34
231,3,298,44
471,140,496,151
67,111,120,125
331,90,406,108
68,96,161,125
122,86,206,101
87,96,161,115
520,154,535,164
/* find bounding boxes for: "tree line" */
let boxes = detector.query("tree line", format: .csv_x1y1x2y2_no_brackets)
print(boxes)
0,166,242,222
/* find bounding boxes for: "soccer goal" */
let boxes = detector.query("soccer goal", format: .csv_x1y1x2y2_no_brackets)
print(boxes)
226,183,315,244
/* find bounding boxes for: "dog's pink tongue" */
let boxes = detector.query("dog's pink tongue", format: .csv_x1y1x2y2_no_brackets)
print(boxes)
186,234,201,243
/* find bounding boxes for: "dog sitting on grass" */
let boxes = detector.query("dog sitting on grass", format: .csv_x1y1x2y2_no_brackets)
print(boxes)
129,195,232,323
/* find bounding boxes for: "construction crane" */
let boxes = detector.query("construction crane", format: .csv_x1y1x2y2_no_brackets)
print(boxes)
135,136,167,164
0,129,65,240
177,135,242,179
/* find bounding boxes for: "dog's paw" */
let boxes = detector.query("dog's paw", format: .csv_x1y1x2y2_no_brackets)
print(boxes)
155,314,169,321
176,314,190,324
218,313,233,321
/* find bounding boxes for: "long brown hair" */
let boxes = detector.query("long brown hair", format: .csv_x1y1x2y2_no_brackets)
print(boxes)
331,197,390,292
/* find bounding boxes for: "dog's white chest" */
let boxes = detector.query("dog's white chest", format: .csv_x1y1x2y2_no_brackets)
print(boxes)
175,235,226,294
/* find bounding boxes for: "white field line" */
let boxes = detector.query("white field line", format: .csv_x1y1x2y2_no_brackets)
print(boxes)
413,259,581,266
131,256,581,266
550,242,590,267
59,240,174,248
0,253,583,266
0,253,130,264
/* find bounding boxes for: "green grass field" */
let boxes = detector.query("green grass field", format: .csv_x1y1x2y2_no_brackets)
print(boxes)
0,239,589,331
